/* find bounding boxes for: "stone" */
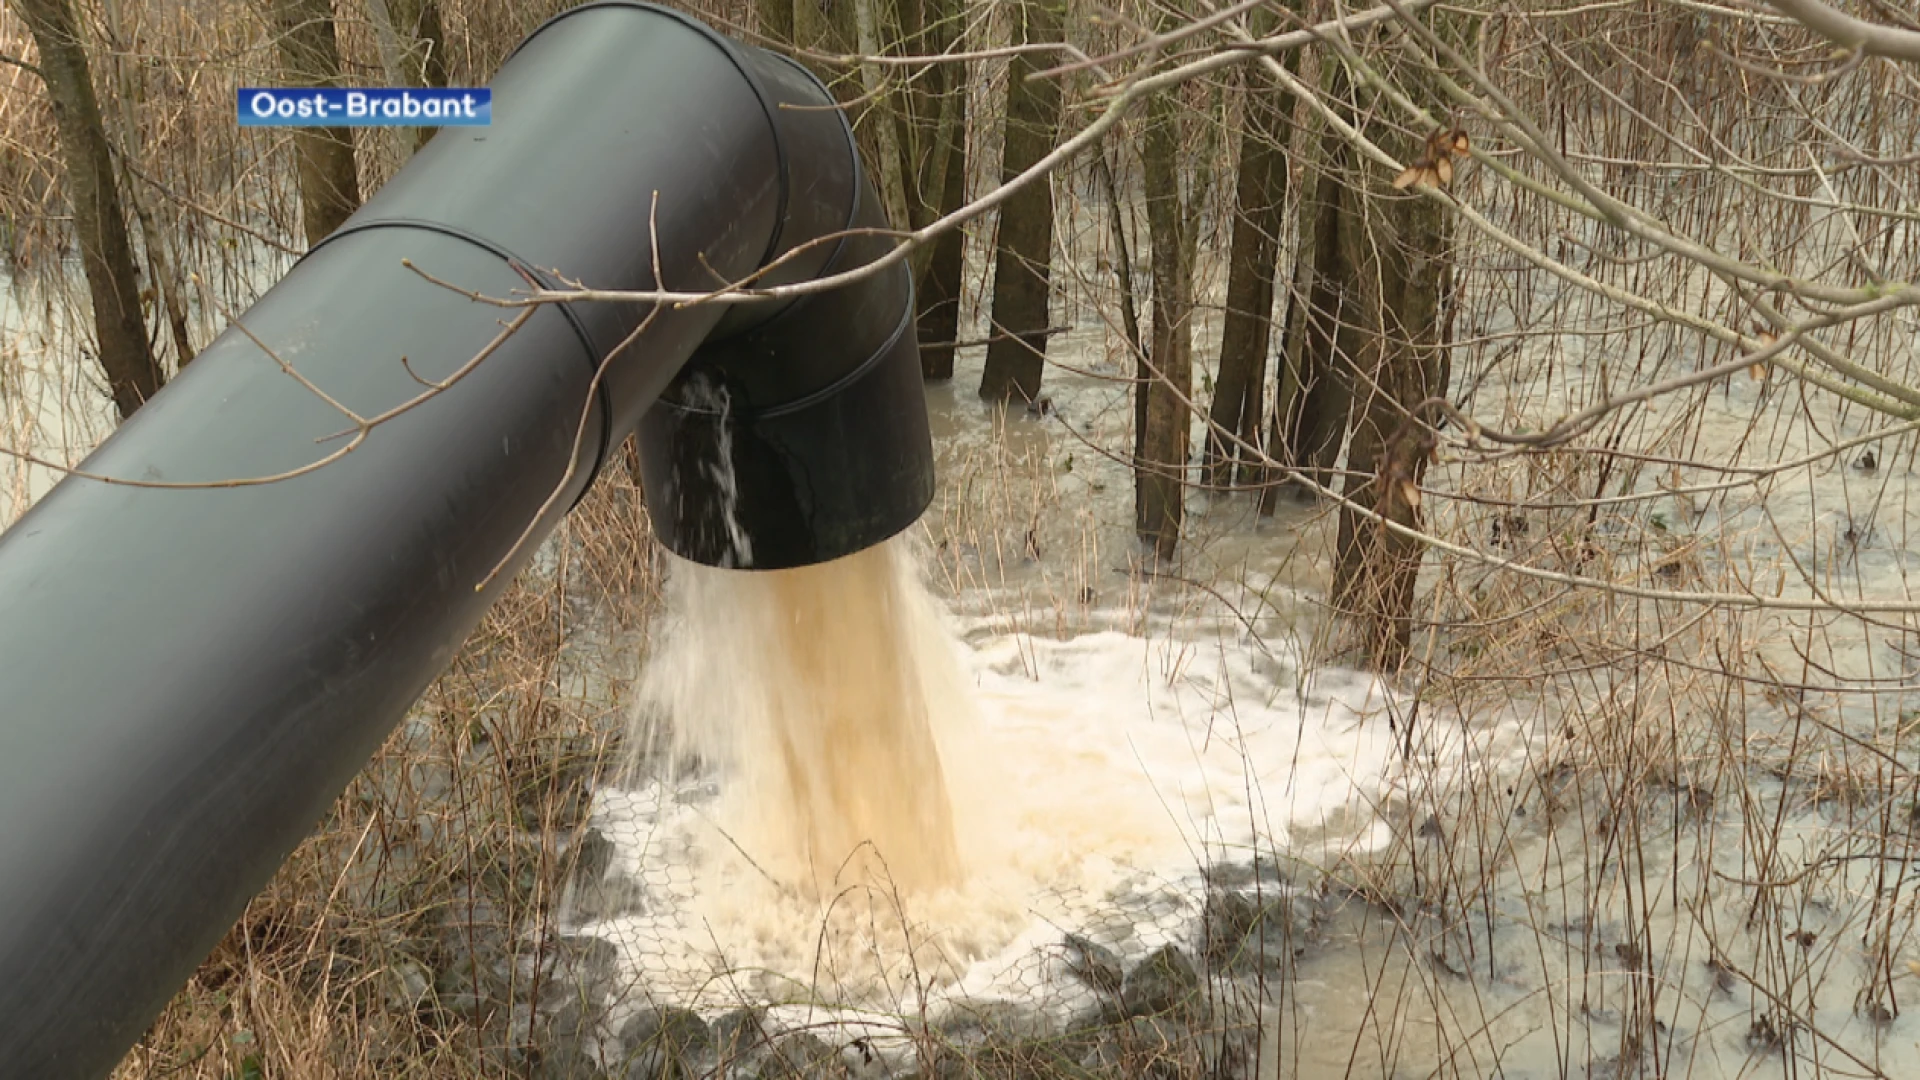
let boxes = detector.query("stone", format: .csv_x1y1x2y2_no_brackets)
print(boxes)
620,1047,669,1080
1079,1035,1124,1074
619,1006,715,1079
763,1032,845,1078
544,1001,597,1045
709,1006,771,1067
298,941,361,995
568,826,617,886
508,1003,539,1059
434,888,514,1015
965,1034,1093,1080
1119,945,1200,1020
551,934,619,1000
511,932,619,1013
613,1040,665,1080
567,874,651,923
1200,857,1288,891
1201,887,1314,973
1061,934,1123,997
534,1037,603,1080
383,958,433,1012
936,1000,1052,1045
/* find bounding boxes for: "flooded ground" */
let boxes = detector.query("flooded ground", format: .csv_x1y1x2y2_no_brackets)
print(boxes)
6,191,1919,1078
0,268,116,521
535,342,1894,1080
0,251,295,523
558,214,1920,1078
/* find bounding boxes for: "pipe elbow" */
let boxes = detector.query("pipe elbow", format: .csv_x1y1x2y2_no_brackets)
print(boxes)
631,46,935,570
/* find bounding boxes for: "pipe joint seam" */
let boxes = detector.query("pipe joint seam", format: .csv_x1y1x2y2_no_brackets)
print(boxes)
304,217,616,505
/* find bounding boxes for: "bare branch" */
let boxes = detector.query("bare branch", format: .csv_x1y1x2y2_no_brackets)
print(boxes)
471,191,670,593
399,0,1439,318
1763,0,1920,62
0,52,43,79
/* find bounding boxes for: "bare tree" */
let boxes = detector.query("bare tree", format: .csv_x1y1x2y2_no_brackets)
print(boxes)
263,0,361,246
101,0,194,370
1135,84,1194,561
902,0,970,380
1204,14,1296,490
979,0,1065,403
368,0,449,152
1276,76,1358,504
759,0,968,379
914,77,969,380
14,0,165,419
849,0,913,231
390,0,448,90
1325,143,1452,670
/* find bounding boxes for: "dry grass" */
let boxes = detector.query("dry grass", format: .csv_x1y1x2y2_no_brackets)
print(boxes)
102,451,659,1080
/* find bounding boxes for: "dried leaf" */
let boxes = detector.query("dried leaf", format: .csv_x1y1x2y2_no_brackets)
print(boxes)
1450,129,1471,155
1393,166,1422,190
1748,362,1768,381
1435,156,1454,185
1400,479,1422,510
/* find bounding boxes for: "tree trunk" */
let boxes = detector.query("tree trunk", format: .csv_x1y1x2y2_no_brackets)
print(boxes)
1094,144,1149,468
850,0,912,232
1094,145,1144,368
903,0,961,238
791,0,914,258
792,0,853,65
1257,247,1309,515
905,0,968,379
265,0,361,247
1328,105,1453,671
755,0,794,44
915,82,969,380
979,0,1063,403
1136,89,1193,561
101,0,195,371
394,0,448,87
1182,81,1218,290
784,0,965,381
16,0,164,419
1205,60,1293,491
1282,121,1357,496
376,0,448,151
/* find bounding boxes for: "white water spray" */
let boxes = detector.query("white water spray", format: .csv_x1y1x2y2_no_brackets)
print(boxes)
590,530,1440,1024
631,536,981,896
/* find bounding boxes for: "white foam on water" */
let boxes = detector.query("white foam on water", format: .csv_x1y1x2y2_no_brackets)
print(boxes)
574,536,1499,1039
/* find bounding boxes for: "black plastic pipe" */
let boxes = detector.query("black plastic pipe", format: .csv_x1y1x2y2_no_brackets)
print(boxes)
0,4,931,1073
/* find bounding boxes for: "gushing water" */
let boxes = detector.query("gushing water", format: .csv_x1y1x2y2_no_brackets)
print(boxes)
596,527,1428,1024
632,536,978,896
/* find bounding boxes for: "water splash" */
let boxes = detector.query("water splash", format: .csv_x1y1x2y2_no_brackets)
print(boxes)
592,553,1439,1023
674,375,755,569
630,536,976,897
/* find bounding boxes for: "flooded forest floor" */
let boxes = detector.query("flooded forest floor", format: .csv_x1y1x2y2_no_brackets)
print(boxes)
4,118,1920,1080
